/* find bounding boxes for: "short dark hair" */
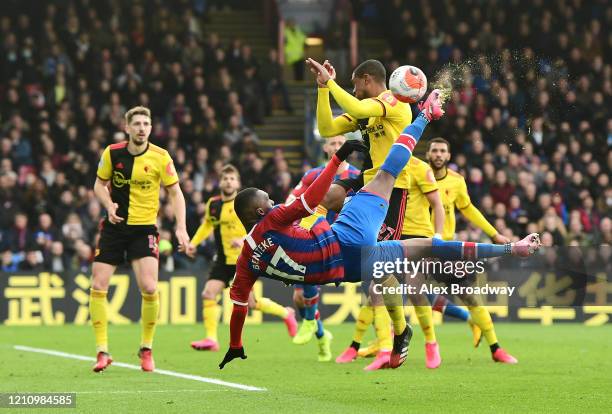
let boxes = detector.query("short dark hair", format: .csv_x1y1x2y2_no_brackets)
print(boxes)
353,59,386,83
234,187,260,226
427,137,451,152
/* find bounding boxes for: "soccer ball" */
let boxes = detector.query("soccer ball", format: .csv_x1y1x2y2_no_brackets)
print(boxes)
389,65,427,103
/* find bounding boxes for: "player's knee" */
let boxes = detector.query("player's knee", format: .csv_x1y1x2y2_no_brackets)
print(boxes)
202,289,217,300
91,278,109,291
91,272,110,291
140,279,157,295
247,296,258,309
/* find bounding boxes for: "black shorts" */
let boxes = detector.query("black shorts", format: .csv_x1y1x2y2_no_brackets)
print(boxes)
94,220,159,266
208,260,236,286
334,173,408,242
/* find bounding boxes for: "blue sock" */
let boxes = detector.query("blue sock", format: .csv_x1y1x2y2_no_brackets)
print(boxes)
302,285,319,320
444,301,470,321
380,113,429,177
431,238,507,260
315,319,324,339
428,294,470,321
298,307,306,319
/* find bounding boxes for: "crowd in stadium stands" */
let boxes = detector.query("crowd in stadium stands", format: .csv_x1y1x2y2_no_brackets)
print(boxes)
0,0,610,272
354,0,611,248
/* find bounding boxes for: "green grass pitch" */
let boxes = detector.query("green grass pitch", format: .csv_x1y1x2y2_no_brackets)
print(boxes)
1,323,610,413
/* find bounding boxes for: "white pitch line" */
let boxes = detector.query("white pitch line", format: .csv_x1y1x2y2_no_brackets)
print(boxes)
14,345,266,392
74,390,225,394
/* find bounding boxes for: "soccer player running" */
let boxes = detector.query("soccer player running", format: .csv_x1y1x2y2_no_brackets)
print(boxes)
288,135,360,362
310,57,445,369
218,88,540,369
426,138,518,363
186,165,297,352
90,106,190,372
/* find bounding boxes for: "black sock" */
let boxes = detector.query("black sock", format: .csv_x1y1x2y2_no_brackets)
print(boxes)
350,341,360,351
490,343,500,353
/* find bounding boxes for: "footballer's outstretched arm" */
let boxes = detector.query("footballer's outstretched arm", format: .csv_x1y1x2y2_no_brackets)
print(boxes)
317,87,359,137
308,57,385,120
190,200,214,246
326,79,386,119
460,203,501,239
219,267,257,369
228,269,257,347
455,179,502,240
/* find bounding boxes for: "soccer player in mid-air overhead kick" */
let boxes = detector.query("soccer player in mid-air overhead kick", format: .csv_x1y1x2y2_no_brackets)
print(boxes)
218,88,541,370
185,165,297,353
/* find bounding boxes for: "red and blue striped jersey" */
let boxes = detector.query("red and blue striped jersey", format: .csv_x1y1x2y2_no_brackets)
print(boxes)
229,155,346,348
230,196,344,307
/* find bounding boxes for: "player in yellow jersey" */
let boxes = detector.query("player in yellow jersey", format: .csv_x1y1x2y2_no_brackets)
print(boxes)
426,137,518,364
345,156,446,368
91,106,191,372
397,156,446,369
185,165,297,352
307,58,444,370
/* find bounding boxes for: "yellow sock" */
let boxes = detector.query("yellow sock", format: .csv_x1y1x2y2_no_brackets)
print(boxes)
386,306,407,335
90,289,109,353
373,306,392,351
255,297,288,319
414,306,436,343
140,291,159,349
469,305,497,345
353,305,374,343
380,276,407,334
203,299,220,341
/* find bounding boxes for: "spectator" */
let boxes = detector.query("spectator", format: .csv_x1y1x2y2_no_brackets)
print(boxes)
19,246,44,271
7,212,31,254
284,19,306,81
45,241,69,273
72,239,92,273
578,195,600,234
0,0,608,278
539,208,567,246
223,115,254,147
489,170,514,207
259,48,293,115
237,66,265,125
33,213,58,252
325,9,351,82
1,249,18,272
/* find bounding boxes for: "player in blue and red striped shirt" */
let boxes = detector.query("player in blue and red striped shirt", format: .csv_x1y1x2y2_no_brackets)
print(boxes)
287,135,360,361
219,90,541,369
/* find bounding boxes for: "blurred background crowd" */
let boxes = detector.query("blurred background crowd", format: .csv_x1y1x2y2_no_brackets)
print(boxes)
0,0,610,272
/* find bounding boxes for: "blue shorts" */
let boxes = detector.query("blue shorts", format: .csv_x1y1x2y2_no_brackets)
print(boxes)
331,191,404,283
332,191,388,248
